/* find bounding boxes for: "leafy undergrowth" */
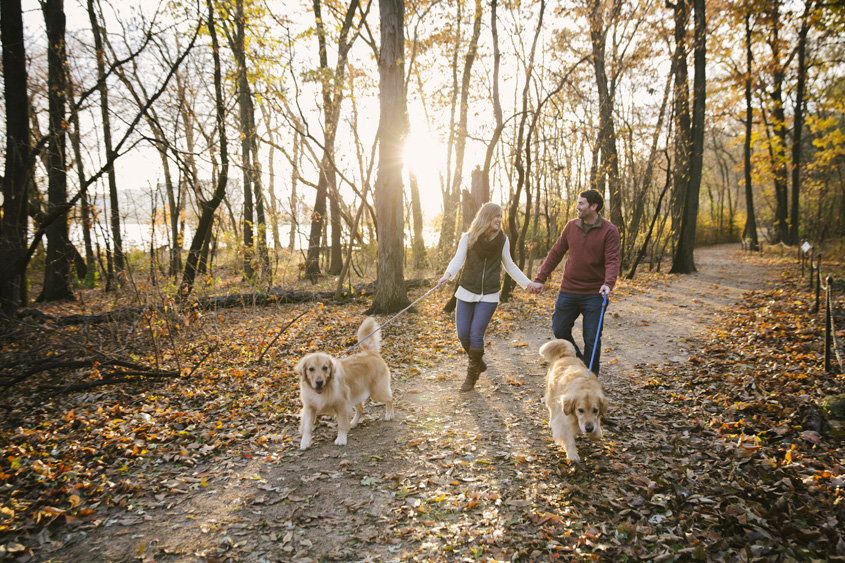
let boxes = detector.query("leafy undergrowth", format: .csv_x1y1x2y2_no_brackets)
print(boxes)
347,270,845,562
1,267,669,559
2,256,843,561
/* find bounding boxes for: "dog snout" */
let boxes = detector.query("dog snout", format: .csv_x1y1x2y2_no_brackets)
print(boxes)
314,379,325,393
585,423,594,433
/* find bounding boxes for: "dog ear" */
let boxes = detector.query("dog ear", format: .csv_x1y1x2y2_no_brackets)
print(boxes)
598,394,608,417
540,340,576,361
295,357,307,378
562,394,575,416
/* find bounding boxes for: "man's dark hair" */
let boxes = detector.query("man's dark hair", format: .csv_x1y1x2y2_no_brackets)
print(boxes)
580,189,604,212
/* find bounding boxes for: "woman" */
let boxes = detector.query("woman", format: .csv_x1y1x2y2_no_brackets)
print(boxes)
439,203,544,391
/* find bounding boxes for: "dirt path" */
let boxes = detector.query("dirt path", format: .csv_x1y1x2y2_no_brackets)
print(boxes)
48,244,779,563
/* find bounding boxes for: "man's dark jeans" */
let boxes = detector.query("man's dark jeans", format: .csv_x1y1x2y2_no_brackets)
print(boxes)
552,291,606,375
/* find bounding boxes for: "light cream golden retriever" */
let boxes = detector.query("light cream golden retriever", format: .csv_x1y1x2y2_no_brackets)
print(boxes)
296,317,394,450
540,339,608,463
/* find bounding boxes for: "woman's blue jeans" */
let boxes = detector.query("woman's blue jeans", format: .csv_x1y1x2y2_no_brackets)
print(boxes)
552,291,607,374
455,299,498,349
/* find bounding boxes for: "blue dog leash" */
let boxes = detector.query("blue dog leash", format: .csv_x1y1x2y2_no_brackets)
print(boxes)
587,293,608,375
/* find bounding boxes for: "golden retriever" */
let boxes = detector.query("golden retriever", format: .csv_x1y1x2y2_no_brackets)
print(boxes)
296,317,394,450
540,339,608,463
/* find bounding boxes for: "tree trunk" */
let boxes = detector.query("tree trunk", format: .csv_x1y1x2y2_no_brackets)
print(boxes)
790,1,811,245
229,0,255,280
668,0,691,271
742,13,758,250
305,0,360,280
367,0,410,315
671,0,706,274
87,0,124,275
502,0,545,302
0,0,33,314
289,126,301,251
180,0,228,298
66,81,95,285
437,0,463,263
258,100,282,263
38,0,75,302
448,0,483,232
627,62,673,258
767,1,789,244
409,172,426,269
589,0,623,231
481,0,502,210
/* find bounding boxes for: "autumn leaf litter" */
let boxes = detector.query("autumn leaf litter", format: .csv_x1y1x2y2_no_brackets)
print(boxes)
1,245,844,562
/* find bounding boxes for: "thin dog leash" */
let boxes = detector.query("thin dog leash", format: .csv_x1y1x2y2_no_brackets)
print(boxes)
587,293,608,376
337,280,447,358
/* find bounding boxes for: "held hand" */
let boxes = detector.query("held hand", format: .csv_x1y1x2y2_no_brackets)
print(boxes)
438,274,451,286
527,281,544,294
599,285,611,298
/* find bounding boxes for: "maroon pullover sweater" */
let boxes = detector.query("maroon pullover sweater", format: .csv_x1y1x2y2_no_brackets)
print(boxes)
534,216,620,294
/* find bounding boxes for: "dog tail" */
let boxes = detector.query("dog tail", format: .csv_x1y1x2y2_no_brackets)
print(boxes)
357,317,381,353
539,339,578,361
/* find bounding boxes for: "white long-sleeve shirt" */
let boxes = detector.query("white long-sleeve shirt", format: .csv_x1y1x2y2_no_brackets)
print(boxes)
442,233,532,303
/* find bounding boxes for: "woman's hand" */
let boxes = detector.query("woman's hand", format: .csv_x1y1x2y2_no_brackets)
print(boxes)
526,281,544,294
438,274,451,286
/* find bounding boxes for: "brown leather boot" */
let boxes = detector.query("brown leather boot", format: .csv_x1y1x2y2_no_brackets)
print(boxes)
462,343,487,372
460,347,485,391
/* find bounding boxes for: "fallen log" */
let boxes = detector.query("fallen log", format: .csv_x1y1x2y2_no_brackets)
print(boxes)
16,278,436,327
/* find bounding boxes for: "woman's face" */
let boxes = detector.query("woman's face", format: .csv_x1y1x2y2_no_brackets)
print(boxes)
489,214,503,232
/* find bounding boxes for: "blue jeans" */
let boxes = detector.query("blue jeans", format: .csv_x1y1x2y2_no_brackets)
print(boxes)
552,292,607,375
455,299,498,349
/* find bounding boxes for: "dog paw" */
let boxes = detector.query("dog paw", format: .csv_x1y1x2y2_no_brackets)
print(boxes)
334,436,347,446
299,437,311,450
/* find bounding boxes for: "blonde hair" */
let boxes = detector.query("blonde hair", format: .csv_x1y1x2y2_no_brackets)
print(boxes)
466,203,503,248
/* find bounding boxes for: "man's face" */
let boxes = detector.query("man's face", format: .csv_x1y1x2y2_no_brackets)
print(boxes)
576,197,595,219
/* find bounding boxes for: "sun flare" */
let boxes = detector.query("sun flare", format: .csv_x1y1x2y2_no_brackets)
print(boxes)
403,132,444,187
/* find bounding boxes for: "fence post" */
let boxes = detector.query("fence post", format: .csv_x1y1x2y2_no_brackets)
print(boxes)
799,243,804,276
825,276,833,373
813,253,822,313
809,247,815,289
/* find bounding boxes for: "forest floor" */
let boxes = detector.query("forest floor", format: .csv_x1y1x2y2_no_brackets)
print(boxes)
3,243,845,562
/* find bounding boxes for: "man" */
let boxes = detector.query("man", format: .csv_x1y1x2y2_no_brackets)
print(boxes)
526,189,620,375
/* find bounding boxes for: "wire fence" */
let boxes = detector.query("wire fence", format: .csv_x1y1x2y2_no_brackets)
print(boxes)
744,239,843,374
798,244,844,374
824,275,844,374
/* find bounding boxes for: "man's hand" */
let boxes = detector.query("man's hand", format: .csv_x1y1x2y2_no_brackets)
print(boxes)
527,281,544,294
599,285,611,297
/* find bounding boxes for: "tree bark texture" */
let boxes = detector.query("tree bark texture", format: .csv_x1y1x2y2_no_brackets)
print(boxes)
502,0,545,302
589,0,623,232
668,0,691,272
742,13,758,250
38,0,75,302
368,0,410,315
670,0,706,274
767,1,789,244
790,2,811,245
87,0,124,274
1,0,33,314
180,0,228,298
